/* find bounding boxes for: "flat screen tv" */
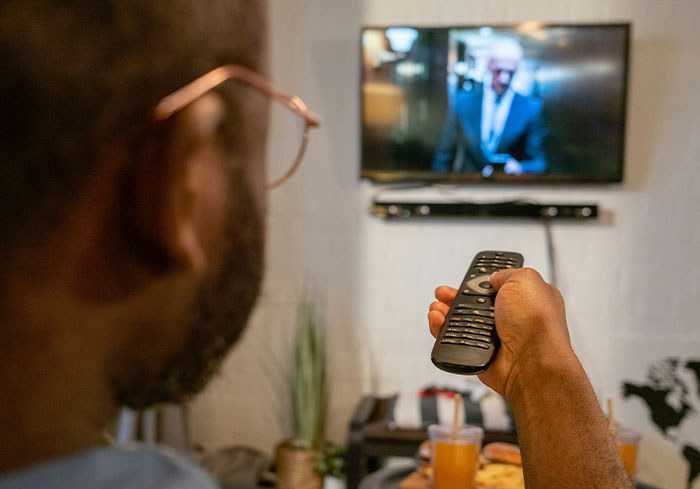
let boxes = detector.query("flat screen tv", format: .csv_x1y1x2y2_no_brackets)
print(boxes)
361,23,630,184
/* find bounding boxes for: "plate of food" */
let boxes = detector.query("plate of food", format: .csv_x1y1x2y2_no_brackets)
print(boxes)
476,443,523,489
409,441,524,489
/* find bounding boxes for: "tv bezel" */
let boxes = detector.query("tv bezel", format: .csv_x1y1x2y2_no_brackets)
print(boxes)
359,22,631,185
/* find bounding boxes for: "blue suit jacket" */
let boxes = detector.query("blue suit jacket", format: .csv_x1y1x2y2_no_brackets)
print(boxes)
432,85,546,173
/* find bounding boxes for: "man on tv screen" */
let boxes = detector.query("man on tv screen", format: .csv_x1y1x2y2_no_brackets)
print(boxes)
432,38,547,176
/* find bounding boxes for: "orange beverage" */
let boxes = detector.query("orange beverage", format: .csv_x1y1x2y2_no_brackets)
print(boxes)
429,424,484,489
616,428,641,479
618,443,637,477
433,441,479,489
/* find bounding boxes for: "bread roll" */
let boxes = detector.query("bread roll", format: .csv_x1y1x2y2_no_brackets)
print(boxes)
482,442,522,466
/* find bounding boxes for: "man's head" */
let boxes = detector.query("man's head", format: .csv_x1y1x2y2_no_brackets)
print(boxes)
487,38,524,96
0,0,268,415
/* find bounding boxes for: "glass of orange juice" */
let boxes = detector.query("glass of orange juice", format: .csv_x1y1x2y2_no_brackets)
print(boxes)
428,424,484,489
617,427,641,479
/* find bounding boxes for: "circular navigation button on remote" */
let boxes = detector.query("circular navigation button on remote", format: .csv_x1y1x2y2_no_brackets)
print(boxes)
478,281,493,289
466,274,496,295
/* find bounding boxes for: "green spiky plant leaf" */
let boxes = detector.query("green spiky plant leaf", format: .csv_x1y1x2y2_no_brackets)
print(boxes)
291,297,327,453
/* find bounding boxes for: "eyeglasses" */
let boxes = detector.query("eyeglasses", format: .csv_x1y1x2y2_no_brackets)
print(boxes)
154,65,320,189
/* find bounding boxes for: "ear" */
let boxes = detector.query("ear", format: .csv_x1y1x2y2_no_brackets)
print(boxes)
130,93,229,274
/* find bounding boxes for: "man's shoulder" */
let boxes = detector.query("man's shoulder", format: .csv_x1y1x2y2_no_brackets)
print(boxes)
456,83,484,99
512,92,543,113
453,84,483,110
0,444,219,489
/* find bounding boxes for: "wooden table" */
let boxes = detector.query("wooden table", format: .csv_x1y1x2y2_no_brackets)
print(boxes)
396,469,658,489
398,471,429,489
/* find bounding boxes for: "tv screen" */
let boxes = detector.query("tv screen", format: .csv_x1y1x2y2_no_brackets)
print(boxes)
361,23,630,184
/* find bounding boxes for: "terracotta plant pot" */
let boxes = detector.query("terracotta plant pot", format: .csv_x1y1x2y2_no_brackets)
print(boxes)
275,439,322,489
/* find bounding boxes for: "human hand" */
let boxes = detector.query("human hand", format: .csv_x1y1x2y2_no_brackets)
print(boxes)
428,268,573,401
504,157,523,174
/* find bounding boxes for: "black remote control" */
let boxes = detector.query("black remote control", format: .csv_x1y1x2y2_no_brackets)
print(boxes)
431,251,524,375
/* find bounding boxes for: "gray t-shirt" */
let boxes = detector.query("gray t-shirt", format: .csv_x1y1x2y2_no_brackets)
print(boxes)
0,444,219,489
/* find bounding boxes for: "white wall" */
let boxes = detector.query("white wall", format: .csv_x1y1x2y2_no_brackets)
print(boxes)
189,1,700,488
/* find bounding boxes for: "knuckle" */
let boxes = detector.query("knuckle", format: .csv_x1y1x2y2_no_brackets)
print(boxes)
519,267,541,280
551,285,563,300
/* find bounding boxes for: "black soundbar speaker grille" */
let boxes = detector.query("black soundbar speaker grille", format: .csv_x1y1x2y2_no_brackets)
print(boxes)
371,201,598,220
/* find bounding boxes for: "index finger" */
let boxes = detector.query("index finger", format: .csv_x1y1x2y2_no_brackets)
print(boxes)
434,285,458,306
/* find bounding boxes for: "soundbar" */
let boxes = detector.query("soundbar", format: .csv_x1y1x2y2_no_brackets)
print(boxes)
371,201,598,220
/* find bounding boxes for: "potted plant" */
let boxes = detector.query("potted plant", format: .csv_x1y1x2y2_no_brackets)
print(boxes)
317,443,346,489
275,297,327,489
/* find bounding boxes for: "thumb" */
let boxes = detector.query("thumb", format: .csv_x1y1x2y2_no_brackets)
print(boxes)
490,269,519,290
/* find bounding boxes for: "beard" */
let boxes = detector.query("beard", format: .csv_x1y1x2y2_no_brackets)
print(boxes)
116,174,264,409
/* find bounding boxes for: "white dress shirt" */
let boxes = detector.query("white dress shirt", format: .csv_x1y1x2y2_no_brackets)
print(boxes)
480,85,516,155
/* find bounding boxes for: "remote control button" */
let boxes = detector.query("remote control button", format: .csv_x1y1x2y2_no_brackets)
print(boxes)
458,339,490,349
452,315,491,323
466,334,492,343
451,310,471,316
451,321,494,332
468,317,495,325
445,332,491,343
455,306,482,312
466,274,497,295
478,281,493,289
448,322,470,327
468,324,493,334
446,332,480,341
466,321,493,329
463,327,492,336
478,267,488,273
459,308,475,315
454,307,493,318
496,252,504,256
453,313,494,324
444,333,465,338
458,295,494,310
472,309,494,318
441,338,460,345
470,306,493,312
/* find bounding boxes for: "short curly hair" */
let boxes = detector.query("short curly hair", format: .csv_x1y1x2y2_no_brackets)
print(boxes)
0,0,266,256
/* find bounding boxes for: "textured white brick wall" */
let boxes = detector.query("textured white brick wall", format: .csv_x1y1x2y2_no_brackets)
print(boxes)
189,1,700,487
